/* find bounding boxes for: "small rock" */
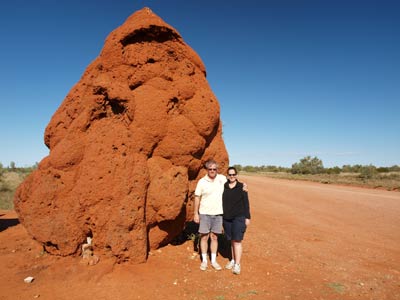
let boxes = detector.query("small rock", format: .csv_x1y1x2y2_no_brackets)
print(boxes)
34,295,40,298
24,276,34,283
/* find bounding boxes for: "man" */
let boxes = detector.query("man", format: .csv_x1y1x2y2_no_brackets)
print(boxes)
193,159,226,271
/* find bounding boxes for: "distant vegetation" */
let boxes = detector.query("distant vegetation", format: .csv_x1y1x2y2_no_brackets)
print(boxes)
235,156,400,191
1,157,399,210
0,162,37,209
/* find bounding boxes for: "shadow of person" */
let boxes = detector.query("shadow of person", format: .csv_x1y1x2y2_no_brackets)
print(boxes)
170,221,199,250
170,221,231,261
0,217,19,232
217,233,231,259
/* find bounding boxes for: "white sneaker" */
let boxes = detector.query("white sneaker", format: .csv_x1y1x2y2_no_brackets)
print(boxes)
200,261,208,271
232,263,241,275
225,260,235,270
211,262,222,270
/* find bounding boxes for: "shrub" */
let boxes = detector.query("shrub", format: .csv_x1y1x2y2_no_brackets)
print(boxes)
325,166,341,174
359,165,378,179
291,156,324,174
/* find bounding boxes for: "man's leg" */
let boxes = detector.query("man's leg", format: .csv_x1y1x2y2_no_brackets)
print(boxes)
209,232,222,270
209,232,218,257
199,233,209,270
200,233,210,257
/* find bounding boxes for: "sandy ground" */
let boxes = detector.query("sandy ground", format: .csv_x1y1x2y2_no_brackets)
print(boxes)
1,175,399,300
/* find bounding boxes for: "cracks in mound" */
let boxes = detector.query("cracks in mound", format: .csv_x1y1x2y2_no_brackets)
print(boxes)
86,86,133,130
109,99,126,115
167,97,180,115
44,241,59,252
120,25,181,46
129,81,143,91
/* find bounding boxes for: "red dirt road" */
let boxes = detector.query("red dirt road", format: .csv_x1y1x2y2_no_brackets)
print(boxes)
1,175,399,300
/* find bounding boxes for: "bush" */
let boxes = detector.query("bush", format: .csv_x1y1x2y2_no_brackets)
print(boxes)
359,165,378,179
325,166,341,174
0,181,12,192
291,156,324,174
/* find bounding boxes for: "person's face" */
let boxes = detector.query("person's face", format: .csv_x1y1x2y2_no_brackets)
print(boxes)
207,164,217,179
227,169,237,182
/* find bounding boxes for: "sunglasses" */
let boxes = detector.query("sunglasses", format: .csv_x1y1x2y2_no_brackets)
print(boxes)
208,168,217,171
228,174,236,176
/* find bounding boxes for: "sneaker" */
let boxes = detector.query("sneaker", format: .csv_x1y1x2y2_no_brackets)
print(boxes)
211,262,222,270
232,263,241,275
200,261,208,271
225,260,235,270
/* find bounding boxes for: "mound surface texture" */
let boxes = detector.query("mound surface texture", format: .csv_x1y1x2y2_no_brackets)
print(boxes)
14,7,228,263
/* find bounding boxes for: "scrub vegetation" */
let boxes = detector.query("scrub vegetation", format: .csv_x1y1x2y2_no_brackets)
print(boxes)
0,162,37,209
235,156,400,191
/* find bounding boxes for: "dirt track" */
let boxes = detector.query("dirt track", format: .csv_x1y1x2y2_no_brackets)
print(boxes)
1,175,399,299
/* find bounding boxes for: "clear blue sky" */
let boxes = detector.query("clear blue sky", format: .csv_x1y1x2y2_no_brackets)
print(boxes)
1,0,399,168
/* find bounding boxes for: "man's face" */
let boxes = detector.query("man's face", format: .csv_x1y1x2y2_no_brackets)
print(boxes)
207,164,217,179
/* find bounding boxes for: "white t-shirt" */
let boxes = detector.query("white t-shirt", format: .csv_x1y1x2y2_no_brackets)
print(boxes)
194,174,226,215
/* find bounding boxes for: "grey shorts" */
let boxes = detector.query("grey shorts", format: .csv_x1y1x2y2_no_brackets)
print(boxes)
198,214,223,234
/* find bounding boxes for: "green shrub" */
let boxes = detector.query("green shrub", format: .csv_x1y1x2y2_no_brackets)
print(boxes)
291,156,324,174
325,166,341,174
359,165,378,179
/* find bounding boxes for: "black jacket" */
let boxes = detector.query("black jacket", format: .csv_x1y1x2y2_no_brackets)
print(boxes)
222,181,251,219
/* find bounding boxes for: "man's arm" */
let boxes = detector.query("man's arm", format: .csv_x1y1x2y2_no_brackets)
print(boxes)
193,195,200,223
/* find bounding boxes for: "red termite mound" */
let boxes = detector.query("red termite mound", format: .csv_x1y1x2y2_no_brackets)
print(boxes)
14,7,228,263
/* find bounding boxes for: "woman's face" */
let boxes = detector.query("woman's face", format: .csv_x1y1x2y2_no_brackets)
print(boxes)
227,169,237,182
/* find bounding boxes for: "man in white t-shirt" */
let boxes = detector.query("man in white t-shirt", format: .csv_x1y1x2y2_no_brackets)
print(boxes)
193,159,226,271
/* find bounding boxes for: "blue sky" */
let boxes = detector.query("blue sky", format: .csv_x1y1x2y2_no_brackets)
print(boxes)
0,0,399,168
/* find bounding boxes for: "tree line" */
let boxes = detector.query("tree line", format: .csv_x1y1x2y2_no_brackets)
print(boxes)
0,162,38,176
234,156,400,177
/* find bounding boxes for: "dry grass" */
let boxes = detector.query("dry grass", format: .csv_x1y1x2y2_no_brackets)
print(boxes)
0,172,27,209
241,171,400,191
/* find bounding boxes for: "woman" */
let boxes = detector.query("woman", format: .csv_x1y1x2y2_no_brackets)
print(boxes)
222,166,251,275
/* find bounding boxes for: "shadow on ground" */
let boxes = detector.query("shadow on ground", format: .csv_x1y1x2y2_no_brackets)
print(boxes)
170,221,231,259
0,217,19,232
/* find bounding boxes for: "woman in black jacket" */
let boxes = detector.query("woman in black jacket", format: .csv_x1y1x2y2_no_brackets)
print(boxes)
222,167,251,275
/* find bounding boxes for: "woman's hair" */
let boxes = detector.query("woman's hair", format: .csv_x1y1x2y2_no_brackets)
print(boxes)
227,166,237,174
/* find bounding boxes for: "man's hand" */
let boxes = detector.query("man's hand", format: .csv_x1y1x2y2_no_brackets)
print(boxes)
245,218,250,226
243,182,248,192
194,213,200,224
193,196,200,223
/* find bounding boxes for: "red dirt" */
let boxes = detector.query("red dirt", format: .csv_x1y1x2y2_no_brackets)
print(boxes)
1,175,399,299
